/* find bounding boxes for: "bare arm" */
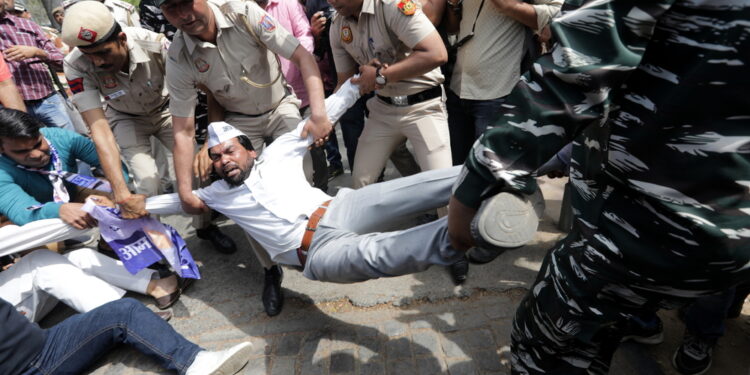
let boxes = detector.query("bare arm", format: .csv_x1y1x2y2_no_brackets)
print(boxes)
172,115,207,214
443,0,462,34
0,78,26,111
492,0,538,29
289,45,332,145
420,0,446,26
80,108,147,218
193,89,225,182
334,70,357,93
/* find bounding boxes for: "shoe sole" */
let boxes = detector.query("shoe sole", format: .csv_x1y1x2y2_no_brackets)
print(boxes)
672,348,712,375
472,192,539,249
210,342,254,375
621,331,664,345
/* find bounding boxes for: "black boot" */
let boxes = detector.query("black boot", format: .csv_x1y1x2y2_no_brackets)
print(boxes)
263,265,284,317
449,257,469,285
196,225,237,254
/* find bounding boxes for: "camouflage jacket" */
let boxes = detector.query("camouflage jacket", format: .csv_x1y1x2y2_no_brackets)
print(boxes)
453,0,750,294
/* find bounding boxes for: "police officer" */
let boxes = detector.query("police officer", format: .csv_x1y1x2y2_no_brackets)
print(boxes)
156,0,332,317
61,1,236,254
329,0,452,188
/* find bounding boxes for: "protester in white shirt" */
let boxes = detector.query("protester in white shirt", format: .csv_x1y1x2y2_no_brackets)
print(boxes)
147,80,468,282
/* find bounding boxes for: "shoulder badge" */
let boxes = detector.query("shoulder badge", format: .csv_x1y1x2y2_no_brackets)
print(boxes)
397,0,416,16
259,14,276,32
341,25,353,44
68,77,84,94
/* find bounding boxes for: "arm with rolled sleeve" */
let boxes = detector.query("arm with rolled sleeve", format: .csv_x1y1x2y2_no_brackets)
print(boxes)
32,22,64,71
452,0,676,209
329,18,358,90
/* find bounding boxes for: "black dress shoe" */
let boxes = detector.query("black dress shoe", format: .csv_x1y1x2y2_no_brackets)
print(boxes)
263,265,284,317
449,257,469,285
196,225,237,254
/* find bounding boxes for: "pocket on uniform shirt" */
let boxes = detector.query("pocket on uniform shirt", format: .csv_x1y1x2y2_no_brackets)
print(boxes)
413,98,450,152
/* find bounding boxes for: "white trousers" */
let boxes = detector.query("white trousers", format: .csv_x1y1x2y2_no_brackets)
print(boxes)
0,249,154,322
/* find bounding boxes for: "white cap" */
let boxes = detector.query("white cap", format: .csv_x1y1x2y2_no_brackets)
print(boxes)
207,122,245,148
61,1,117,48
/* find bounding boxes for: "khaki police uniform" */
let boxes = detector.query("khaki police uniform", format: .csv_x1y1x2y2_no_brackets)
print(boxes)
104,0,141,28
167,0,313,268
330,0,451,188
65,28,177,198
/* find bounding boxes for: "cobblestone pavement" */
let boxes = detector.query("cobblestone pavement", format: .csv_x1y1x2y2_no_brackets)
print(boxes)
37,162,749,374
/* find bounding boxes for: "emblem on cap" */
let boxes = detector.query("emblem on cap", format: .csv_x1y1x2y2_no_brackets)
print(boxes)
102,75,117,89
397,0,416,15
194,58,210,73
341,26,353,44
259,15,276,32
77,27,97,43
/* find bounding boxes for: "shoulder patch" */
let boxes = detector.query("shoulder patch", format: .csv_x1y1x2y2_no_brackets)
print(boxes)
397,0,416,15
341,25,353,44
68,77,84,94
259,14,276,32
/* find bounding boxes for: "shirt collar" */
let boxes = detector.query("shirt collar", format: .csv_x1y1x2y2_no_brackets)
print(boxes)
184,1,232,54
360,0,375,16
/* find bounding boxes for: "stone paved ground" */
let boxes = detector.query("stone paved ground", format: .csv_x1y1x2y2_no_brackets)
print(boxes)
38,156,750,374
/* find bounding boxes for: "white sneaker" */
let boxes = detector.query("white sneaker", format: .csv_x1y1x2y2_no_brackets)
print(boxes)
471,190,542,250
186,342,253,375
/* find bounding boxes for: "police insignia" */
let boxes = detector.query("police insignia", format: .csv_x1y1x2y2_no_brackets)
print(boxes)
259,15,276,32
77,27,97,43
102,75,117,89
397,0,416,15
341,26,353,44
194,58,210,73
68,77,84,94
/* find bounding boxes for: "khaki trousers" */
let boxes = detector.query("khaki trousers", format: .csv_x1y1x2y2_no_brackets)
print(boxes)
352,95,452,188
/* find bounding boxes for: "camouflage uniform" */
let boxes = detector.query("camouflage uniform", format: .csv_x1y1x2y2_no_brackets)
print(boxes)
451,0,750,373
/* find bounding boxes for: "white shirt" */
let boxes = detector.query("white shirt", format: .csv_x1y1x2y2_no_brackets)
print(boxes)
147,79,361,265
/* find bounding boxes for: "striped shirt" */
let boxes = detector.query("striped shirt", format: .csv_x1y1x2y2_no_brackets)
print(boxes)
0,15,63,101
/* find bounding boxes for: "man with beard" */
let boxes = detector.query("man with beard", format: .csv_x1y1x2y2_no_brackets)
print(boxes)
61,2,236,254
146,79,538,283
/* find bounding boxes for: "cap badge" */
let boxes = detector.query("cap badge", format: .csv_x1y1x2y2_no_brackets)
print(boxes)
77,27,97,43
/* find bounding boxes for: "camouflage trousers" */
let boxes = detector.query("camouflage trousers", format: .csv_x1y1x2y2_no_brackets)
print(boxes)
510,231,692,375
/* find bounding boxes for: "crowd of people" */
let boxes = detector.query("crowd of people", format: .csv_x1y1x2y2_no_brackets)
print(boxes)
0,0,747,374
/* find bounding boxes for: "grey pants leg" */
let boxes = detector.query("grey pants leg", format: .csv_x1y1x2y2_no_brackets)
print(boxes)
303,166,464,283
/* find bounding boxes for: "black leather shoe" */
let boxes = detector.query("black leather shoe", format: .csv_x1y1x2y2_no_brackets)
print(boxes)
449,258,469,285
196,225,237,254
263,265,284,317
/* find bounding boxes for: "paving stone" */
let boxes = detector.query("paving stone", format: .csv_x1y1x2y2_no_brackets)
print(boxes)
270,356,295,375
446,358,478,375
417,356,445,375
330,349,356,373
359,361,385,375
441,335,469,358
385,338,412,360
383,320,408,337
387,360,417,374
461,328,495,349
412,331,441,355
276,334,304,356
472,350,504,372
299,357,326,375
242,356,269,375
358,346,380,363
409,318,434,330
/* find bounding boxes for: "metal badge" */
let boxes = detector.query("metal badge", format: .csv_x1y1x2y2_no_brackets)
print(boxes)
392,96,408,106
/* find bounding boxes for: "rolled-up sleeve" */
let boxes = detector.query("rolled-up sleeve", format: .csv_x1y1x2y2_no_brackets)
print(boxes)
532,0,563,32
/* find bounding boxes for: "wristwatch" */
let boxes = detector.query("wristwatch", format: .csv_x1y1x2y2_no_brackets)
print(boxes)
375,66,387,86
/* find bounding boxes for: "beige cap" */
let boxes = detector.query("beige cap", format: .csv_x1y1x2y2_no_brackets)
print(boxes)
61,1,117,48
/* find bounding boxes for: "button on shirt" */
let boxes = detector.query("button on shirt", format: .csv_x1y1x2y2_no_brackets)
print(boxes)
167,0,300,117
329,0,442,97
64,28,170,115
0,14,64,101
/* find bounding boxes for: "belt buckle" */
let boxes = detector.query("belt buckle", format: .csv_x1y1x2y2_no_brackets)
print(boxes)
391,95,409,106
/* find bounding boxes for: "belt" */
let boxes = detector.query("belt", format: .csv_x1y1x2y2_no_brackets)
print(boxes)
225,106,274,118
24,91,56,103
296,200,331,268
376,85,442,107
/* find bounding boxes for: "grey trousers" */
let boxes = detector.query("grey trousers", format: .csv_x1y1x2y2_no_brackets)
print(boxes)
303,166,463,283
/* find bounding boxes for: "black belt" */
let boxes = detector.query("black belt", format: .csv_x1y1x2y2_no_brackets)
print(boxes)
225,107,275,118
376,85,442,107
24,91,56,104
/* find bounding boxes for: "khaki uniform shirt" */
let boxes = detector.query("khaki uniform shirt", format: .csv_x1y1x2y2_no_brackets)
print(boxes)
167,0,300,117
329,0,443,97
64,28,170,116
450,0,561,100
104,0,141,28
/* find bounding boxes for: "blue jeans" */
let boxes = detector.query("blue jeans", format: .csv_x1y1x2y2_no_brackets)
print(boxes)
26,92,75,131
446,89,506,165
21,298,201,375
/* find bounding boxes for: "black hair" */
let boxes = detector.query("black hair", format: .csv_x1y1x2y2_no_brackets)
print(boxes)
0,108,43,139
236,135,255,151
